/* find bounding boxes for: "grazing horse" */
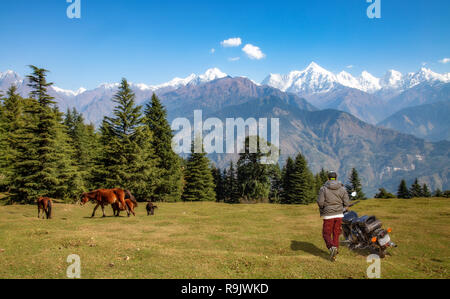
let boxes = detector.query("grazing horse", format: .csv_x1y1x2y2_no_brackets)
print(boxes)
80,188,129,218
37,197,53,219
112,190,138,217
146,202,158,216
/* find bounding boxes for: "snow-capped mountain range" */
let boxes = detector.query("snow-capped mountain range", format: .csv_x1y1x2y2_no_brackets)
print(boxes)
261,62,450,96
1,63,449,127
0,67,228,97
3,63,449,103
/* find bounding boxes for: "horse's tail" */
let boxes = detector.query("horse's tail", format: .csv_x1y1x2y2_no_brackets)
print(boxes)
47,200,52,219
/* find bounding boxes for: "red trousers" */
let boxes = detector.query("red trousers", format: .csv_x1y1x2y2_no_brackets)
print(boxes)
322,218,343,249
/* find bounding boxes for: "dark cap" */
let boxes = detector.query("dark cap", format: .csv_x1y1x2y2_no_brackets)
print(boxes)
328,171,338,180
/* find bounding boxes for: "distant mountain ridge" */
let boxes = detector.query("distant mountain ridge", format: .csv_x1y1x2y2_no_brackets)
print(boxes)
203,95,450,195
379,101,450,142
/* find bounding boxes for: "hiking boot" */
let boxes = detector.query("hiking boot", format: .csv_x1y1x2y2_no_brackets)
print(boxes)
329,247,338,262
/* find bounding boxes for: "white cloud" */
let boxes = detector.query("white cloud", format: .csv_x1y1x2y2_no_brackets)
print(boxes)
210,48,215,54
346,65,354,69
228,57,240,62
439,58,450,64
221,37,242,48
242,44,265,60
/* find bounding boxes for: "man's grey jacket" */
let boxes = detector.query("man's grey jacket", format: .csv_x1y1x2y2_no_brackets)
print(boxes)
317,180,351,217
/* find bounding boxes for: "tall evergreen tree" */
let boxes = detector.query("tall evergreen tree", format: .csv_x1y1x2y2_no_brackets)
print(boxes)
182,139,216,202
314,168,328,196
281,157,296,204
346,168,367,200
422,184,431,198
224,161,240,204
0,86,24,190
410,178,423,198
397,179,411,199
237,136,271,201
211,165,225,202
283,153,315,205
11,66,79,202
144,94,183,202
268,163,283,203
64,108,100,190
52,109,85,200
96,78,158,201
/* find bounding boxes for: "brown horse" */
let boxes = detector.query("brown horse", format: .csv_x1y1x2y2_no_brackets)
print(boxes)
80,188,129,218
37,197,53,219
112,190,138,217
146,202,158,216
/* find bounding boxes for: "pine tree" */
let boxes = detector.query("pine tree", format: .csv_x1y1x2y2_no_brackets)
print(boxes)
422,184,431,198
11,66,68,202
64,108,100,190
237,136,271,201
144,94,183,202
281,157,296,204
314,168,328,196
346,168,367,200
268,163,283,203
182,139,216,202
397,180,411,199
96,78,158,201
211,165,225,202
224,161,240,204
52,109,85,200
434,188,443,197
0,86,24,190
410,178,423,198
286,153,315,205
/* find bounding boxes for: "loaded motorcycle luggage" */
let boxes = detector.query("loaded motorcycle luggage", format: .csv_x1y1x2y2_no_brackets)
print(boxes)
356,215,383,234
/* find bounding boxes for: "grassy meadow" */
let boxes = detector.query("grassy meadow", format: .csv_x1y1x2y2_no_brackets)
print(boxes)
0,197,448,279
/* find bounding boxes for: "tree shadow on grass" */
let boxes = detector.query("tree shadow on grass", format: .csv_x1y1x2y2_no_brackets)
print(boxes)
290,241,329,261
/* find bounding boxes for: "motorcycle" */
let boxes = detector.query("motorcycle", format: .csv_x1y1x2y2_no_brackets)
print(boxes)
342,192,397,258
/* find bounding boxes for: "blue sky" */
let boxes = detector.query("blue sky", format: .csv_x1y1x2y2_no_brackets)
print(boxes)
1,0,449,90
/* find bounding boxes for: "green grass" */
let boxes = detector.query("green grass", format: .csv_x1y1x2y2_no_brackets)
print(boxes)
0,198,448,279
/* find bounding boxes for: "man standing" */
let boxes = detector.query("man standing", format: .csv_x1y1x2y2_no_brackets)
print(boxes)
317,171,350,261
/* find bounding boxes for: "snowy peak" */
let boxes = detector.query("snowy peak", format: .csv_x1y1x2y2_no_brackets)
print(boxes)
359,71,381,93
0,70,23,85
51,86,87,96
262,62,339,94
304,61,330,74
199,68,228,82
382,70,403,89
336,71,361,90
405,67,448,88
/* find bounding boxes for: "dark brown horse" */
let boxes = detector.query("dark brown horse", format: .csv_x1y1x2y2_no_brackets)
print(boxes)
112,190,138,217
80,188,129,218
146,202,158,216
37,197,53,219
